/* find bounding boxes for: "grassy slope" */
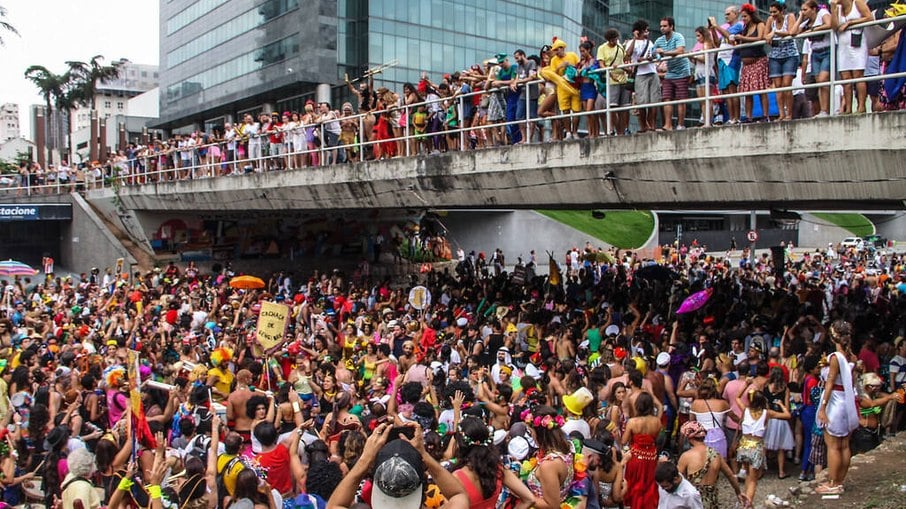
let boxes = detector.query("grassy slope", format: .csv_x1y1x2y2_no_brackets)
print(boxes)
811,212,875,237
536,210,655,249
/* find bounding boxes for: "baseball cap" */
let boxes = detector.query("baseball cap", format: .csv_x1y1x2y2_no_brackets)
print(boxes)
372,440,426,509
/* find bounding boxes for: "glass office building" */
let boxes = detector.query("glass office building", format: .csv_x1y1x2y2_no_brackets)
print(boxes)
156,0,758,132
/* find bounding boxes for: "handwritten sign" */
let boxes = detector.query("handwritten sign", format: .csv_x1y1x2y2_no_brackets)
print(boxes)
256,301,289,350
408,286,432,310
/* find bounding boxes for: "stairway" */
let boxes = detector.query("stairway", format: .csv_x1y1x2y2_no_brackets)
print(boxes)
87,203,158,271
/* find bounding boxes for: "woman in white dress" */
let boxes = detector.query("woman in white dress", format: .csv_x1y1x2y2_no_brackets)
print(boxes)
816,320,860,495
291,112,306,169
831,0,874,113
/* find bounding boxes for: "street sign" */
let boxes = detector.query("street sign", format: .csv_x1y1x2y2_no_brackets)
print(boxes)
746,230,759,243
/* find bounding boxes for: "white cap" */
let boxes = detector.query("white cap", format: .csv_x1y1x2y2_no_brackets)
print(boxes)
456,317,468,327
605,324,620,337
656,352,670,366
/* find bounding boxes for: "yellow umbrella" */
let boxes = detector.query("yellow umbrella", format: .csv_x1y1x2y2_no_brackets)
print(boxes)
229,275,265,290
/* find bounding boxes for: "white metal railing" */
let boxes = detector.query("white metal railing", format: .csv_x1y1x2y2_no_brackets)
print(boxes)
4,14,904,197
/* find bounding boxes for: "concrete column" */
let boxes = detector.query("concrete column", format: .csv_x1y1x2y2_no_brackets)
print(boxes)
118,122,127,152
35,108,46,169
316,84,331,106
89,111,99,162
262,103,275,115
99,118,108,161
142,127,149,146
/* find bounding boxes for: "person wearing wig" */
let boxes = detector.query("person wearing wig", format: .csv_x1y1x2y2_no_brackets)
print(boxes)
207,347,235,402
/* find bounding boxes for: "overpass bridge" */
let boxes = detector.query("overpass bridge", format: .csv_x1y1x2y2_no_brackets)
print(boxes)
102,112,906,212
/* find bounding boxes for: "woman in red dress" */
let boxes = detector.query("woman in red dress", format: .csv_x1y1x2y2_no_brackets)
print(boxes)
622,391,663,508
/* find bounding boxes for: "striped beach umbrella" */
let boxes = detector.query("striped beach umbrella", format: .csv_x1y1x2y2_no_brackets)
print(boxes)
0,260,38,277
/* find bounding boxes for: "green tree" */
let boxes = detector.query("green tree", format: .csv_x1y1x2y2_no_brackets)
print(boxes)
24,65,70,166
0,5,19,46
66,55,122,110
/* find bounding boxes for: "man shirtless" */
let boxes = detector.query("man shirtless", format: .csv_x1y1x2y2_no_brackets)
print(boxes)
623,369,664,419
226,369,255,443
604,357,654,401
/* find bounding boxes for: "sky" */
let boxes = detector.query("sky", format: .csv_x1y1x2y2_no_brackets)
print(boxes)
0,0,159,137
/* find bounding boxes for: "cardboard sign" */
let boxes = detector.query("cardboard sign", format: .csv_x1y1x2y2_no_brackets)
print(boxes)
256,301,289,350
408,286,432,310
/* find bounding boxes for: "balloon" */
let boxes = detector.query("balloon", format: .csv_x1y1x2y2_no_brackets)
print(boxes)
676,288,713,314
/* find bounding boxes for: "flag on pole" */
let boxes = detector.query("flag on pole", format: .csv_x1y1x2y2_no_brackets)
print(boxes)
548,252,562,287
128,350,157,449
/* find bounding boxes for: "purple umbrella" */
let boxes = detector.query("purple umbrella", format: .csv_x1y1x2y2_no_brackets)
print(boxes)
676,288,713,314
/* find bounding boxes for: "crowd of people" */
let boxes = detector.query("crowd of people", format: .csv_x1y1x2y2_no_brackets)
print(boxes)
0,236,904,509
7,1,905,194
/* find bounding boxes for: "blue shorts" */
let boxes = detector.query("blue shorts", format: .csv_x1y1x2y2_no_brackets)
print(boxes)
810,49,831,76
718,60,740,90
769,55,799,78
579,82,599,101
695,76,717,86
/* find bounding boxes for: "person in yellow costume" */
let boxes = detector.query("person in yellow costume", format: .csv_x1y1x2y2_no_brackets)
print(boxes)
540,38,581,139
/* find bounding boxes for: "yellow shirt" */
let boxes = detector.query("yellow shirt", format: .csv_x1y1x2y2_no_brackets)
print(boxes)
550,51,579,78
208,366,234,399
596,43,627,84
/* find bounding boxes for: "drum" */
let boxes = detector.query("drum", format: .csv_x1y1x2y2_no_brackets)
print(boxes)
22,477,44,502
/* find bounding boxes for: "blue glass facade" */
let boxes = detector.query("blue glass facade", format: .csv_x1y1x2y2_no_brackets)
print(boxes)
156,0,758,131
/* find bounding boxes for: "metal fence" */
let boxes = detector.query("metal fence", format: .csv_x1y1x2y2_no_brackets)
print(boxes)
5,14,906,196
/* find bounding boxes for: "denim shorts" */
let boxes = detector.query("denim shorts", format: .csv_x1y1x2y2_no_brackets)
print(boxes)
810,49,831,76
769,55,799,78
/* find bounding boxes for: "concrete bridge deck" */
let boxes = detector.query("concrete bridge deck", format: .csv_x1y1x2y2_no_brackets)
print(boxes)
103,111,906,212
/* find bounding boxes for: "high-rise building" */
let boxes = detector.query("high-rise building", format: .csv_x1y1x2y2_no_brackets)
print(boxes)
0,103,19,142
71,59,159,132
156,0,770,133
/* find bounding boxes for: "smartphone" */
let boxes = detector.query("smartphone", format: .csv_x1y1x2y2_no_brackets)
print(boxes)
390,426,415,440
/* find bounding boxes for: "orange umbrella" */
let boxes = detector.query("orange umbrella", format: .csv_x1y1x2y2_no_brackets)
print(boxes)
229,275,265,290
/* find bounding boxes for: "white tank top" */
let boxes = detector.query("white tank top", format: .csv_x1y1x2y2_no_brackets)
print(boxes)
742,408,767,437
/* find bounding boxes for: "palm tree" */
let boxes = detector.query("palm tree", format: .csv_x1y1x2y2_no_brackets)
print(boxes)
24,65,70,165
66,55,122,110
0,5,19,46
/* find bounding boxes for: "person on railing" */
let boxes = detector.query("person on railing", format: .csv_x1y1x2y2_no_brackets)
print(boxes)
302,101,320,167
339,103,360,163
710,6,745,125
241,113,261,172
401,82,424,155
767,1,801,121
794,0,834,117
736,4,771,123
484,55,509,147
598,28,631,136
690,26,718,126
319,102,344,165
655,16,692,130
279,113,294,170
375,90,399,159
288,112,305,170
546,38,582,139
831,0,874,114
513,49,539,144
577,40,602,138
266,112,285,171
346,72,378,159
626,19,660,133
536,45,562,139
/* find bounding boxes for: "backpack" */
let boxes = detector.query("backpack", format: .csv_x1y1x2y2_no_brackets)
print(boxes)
187,433,211,463
216,455,245,508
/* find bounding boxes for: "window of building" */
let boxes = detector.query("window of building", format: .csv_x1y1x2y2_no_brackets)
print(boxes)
117,102,124,110
104,101,111,108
